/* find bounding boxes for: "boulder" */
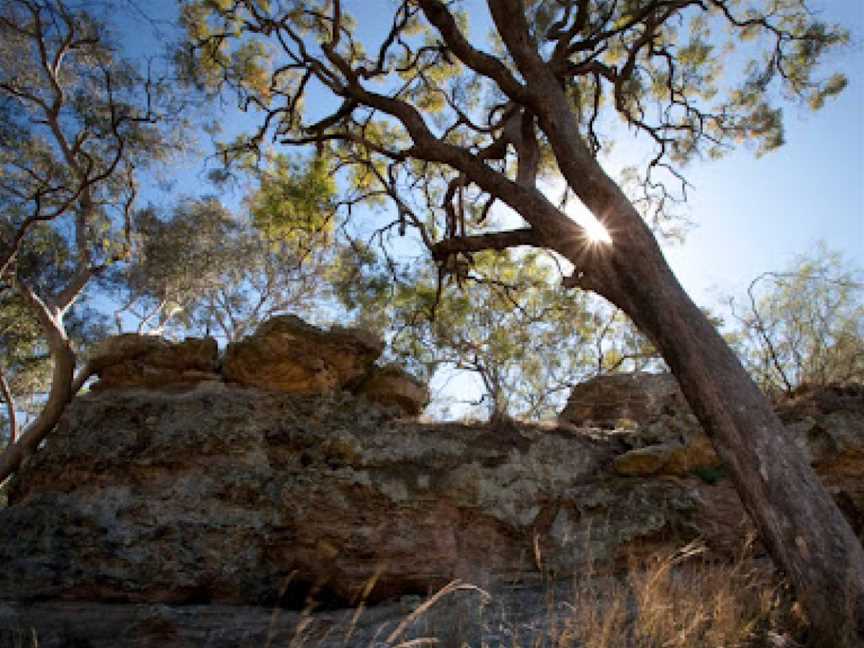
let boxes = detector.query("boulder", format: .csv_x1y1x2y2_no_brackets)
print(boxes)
558,372,687,428
613,435,720,477
776,383,864,421
355,364,429,416
89,334,219,390
559,373,719,478
610,409,721,477
222,315,384,394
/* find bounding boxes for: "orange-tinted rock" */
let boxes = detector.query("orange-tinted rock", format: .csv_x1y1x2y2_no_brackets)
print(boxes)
222,315,383,393
613,435,720,477
89,334,219,390
355,364,429,416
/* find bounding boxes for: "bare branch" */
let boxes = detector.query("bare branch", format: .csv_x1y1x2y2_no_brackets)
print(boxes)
431,228,538,261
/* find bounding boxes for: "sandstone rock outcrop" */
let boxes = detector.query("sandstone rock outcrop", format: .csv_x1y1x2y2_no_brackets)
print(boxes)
87,315,428,417
560,373,720,477
1,384,623,608
355,363,430,416
89,334,219,390
0,372,861,647
558,372,687,428
222,315,385,393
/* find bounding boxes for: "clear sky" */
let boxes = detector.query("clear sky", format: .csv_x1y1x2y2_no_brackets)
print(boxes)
114,1,863,414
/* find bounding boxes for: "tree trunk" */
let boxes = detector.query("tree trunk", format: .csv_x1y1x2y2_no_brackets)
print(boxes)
560,213,864,646
0,286,77,484
0,369,18,446
500,37,864,637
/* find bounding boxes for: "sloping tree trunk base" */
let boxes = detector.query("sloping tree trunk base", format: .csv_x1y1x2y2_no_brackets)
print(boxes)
571,229,864,647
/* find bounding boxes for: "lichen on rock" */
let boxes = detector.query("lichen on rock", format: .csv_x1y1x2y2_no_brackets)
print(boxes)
0,361,861,647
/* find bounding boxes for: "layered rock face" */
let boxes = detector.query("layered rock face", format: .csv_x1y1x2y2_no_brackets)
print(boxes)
86,315,429,415
0,354,862,646
2,385,621,607
89,334,220,390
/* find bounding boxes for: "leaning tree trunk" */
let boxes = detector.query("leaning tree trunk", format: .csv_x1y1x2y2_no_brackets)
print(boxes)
558,198,864,646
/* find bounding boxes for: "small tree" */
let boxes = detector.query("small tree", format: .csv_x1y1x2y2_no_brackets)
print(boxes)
0,224,106,446
110,194,335,343
727,247,864,396
333,242,658,420
0,0,181,480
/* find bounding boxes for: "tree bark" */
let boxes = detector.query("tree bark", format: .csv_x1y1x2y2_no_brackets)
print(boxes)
0,368,17,446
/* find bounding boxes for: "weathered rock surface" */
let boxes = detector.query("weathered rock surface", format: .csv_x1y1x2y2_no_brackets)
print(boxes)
0,374,861,646
560,373,721,477
88,315,429,419
222,315,384,394
1,384,627,608
89,334,219,390
558,372,687,428
355,364,430,416
612,434,719,477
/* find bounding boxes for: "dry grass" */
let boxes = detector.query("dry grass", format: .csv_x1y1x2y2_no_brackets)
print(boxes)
280,540,802,648
0,543,804,647
550,541,800,648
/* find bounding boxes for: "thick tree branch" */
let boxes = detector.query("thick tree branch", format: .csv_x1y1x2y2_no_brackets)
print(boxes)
0,279,75,484
417,0,529,103
431,228,538,261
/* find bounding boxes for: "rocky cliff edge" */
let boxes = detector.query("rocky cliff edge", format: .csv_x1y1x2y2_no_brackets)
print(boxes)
0,316,862,647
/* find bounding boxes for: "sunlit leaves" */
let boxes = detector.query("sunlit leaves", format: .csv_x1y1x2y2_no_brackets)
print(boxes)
808,73,847,111
231,41,273,101
560,0,849,181
249,154,337,254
